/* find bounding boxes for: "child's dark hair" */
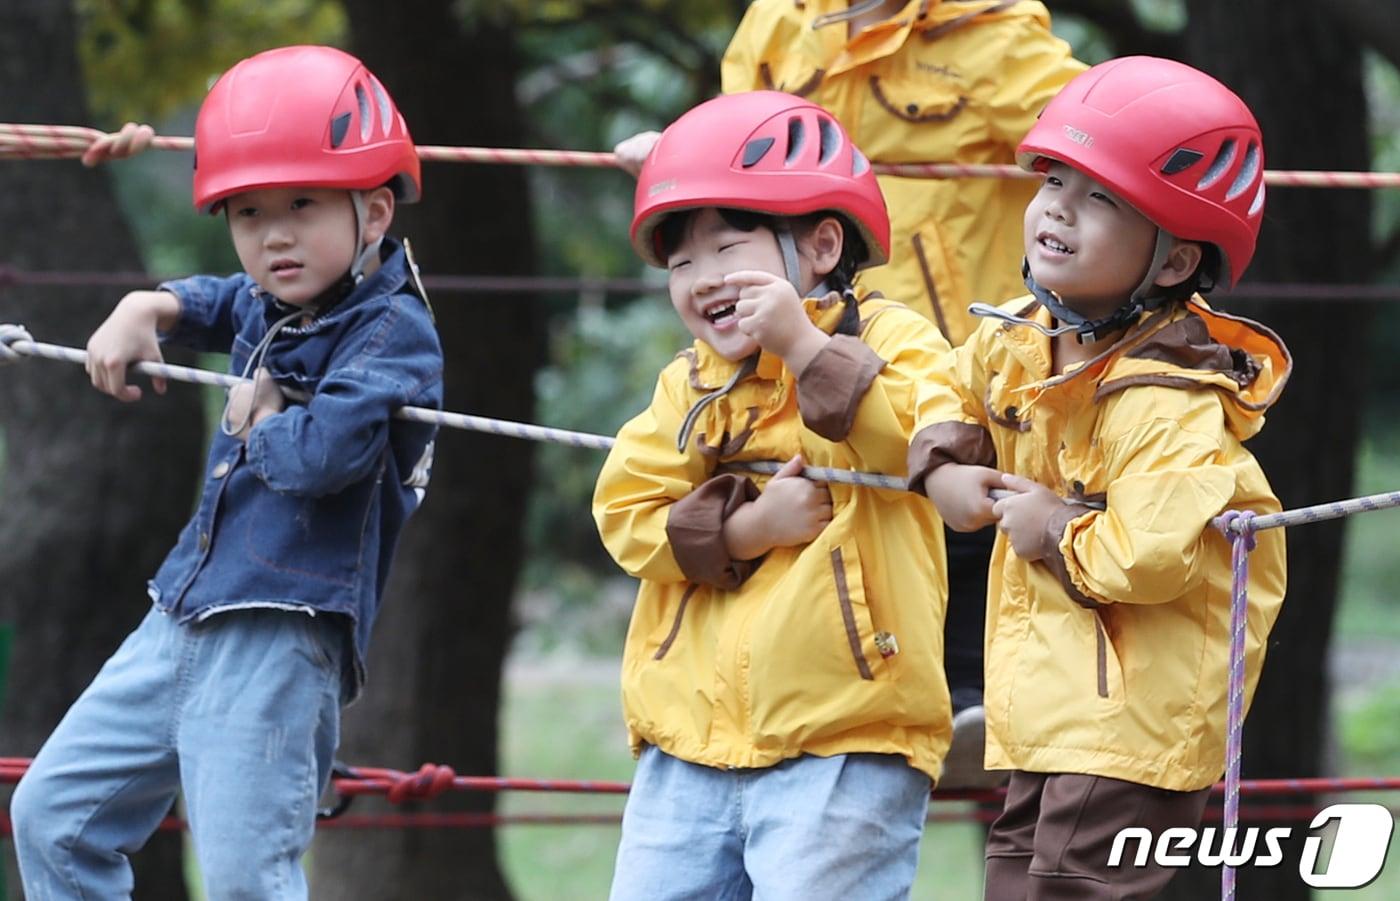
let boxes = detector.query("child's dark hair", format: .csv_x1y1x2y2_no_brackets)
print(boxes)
655,207,868,335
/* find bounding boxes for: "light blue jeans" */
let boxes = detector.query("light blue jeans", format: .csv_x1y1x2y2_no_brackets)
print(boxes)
610,746,931,901
11,605,345,901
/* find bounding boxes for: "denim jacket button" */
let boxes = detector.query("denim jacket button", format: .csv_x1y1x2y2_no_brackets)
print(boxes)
198,531,210,551
212,461,230,479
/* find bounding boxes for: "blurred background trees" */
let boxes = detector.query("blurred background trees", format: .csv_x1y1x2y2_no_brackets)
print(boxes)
1,1,1398,898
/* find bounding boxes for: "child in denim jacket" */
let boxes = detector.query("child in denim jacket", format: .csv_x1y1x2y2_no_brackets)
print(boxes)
12,45,442,900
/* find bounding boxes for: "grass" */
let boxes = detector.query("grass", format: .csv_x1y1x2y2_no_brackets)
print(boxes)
1335,415,1400,640
496,657,987,900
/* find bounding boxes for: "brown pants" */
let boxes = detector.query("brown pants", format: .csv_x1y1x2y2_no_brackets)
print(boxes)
984,771,1211,901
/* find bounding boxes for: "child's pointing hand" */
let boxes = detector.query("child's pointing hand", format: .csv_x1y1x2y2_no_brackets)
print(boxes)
725,270,828,374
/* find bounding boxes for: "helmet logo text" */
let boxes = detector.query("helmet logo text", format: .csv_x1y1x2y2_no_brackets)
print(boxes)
1062,125,1094,148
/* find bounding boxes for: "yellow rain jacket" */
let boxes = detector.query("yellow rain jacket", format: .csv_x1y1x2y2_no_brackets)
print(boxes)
722,0,1083,345
594,294,952,779
907,297,1290,790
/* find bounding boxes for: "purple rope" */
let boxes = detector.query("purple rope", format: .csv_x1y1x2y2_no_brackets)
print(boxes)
1216,510,1257,901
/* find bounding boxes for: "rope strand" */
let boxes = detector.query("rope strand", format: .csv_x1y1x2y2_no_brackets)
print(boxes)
0,327,907,490
5,123,1400,187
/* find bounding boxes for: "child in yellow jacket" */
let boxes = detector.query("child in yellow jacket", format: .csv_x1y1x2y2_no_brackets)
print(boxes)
614,0,1087,789
908,57,1290,899
593,91,952,899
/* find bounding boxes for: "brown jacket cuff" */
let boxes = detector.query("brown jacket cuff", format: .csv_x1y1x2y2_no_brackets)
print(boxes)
666,474,762,590
796,335,885,442
905,422,997,493
1039,502,1105,610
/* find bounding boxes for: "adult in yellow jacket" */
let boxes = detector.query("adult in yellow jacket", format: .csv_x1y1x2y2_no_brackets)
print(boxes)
595,92,952,899
909,58,1289,899
721,0,1083,344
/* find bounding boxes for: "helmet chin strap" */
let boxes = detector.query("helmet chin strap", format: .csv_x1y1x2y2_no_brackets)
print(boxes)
286,190,382,315
968,230,1175,343
813,0,890,29
674,221,816,453
349,191,383,283
775,222,803,293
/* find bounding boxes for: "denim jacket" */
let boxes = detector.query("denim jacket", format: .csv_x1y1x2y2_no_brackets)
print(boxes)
148,238,443,696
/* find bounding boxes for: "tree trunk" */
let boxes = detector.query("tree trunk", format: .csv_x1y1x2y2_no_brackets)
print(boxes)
0,1,202,897
310,5,540,899
1157,4,1374,900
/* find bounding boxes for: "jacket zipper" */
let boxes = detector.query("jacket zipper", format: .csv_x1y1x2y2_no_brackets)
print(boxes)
831,548,874,680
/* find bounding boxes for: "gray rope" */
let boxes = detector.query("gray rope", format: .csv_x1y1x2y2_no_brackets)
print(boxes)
8,327,1397,522
0,324,34,365
1215,490,1400,533
0,327,904,490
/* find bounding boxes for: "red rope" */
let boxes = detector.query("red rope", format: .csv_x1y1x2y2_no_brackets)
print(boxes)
3,804,1390,837
4,123,1400,188
337,764,631,797
5,757,1400,801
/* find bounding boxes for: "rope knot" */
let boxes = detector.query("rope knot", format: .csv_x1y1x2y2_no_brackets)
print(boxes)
0,324,34,367
386,763,457,804
1218,509,1258,551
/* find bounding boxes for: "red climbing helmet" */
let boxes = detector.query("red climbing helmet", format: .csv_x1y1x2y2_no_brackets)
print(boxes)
631,91,890,269
193,45,421,213
1017,56,1265,287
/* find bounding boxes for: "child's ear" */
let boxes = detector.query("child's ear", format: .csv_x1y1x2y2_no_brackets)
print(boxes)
361,187,396,245
1154,239,1204,288
805,216,845,277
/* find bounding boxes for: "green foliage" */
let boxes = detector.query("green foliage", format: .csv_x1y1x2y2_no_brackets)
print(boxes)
517,11,737,290
518,297,688,653
1341,683,1400,771
459,0,739,35
107,109,241,276
1046,15,1115,65
1336,400,1400,641
76,0,346,125
508,10,739,657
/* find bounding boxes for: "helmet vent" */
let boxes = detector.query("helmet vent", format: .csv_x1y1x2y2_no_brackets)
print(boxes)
1160,148,1203,175
1225,141,1261,201
852,148,869,176
1248,183,1265,217
785,117,806,164
371,79,393,137
818,117,840,164
742,137,775,168
355,84,373,141
329,112,352,149
1197,138,1237,190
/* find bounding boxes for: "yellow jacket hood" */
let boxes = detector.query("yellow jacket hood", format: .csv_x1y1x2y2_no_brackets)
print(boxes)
1092,299,1291,442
